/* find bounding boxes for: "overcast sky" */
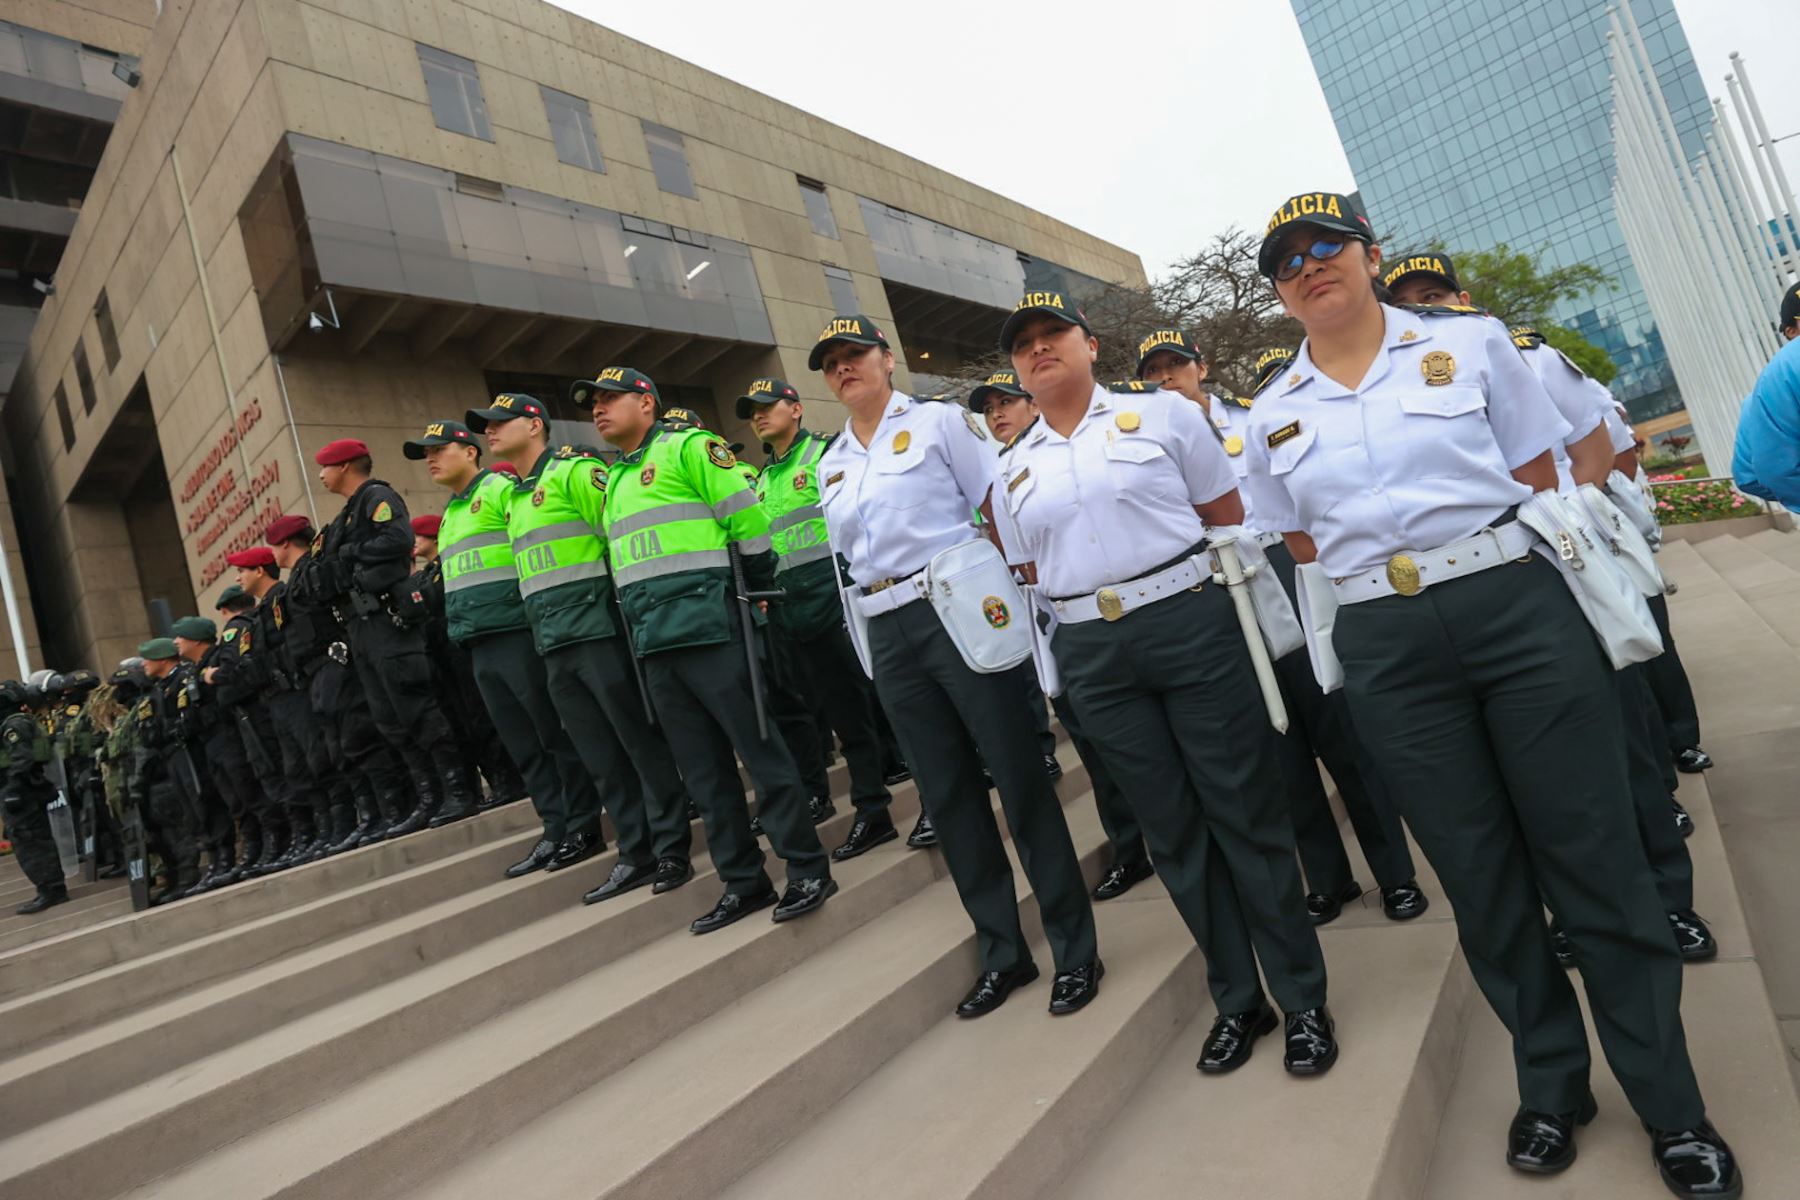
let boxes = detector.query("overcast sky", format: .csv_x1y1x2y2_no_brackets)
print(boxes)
562,0,1800,278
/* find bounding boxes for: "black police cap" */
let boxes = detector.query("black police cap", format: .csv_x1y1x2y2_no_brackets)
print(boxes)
403,419,482,459
1258,192,1373,278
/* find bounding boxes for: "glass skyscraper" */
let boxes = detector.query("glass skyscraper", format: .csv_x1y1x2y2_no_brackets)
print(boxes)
1291,0,1712,422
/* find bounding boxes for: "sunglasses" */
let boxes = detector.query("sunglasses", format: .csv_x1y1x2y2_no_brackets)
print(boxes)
1274,236,1353,282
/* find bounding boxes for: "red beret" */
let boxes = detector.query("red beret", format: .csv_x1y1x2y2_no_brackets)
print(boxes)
315,438,370,466
492,461,519,479
226,546,276,569
264,514,314,545
411,514,442,538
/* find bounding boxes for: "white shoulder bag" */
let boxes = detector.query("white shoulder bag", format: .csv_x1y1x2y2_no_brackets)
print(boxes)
924,539,1033,674
1515,492,1662,669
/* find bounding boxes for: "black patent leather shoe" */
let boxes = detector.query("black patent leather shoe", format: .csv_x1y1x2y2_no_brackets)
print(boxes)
1092,858,1155,901
808,795,836,825
771,876,838,922
1669,909,1717,961
15,887,70,916
582,860,657,905
652,857,694,894
1674,747,1713,774
543,831,603,873
905,812,938,848
504,838,558,878
954,962,1040,1018
1283,1006,1338,1076
1042,753,1063,780
1672,798,1695,839
1048,959,1104,1015
1381,880,1430,921
832,816,897,861
1647,1119,1741,1198
1197,1005,1278,1074
1305,880,1362,926
1551,925,1576,969
690,886,778,934
1506,1093,1597,1174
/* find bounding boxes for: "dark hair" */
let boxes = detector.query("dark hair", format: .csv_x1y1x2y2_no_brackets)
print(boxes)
224,596,256,612
346,454,373,476
263,564,281,581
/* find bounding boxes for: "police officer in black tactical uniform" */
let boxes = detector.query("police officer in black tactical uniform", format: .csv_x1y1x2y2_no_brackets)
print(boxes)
169,617,242,895
3,677,68,914
136,638,204,904
311,439,477,833
193,587,265,875
204,569,291,873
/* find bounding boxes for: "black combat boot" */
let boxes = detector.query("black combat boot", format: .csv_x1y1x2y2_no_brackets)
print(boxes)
428,762,479,828
361,787,405,846
386,769,440,838
212,841,242,888
324,800,362,855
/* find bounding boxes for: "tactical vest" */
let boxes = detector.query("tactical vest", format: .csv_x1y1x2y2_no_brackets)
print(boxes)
508,450,618,653
439,469,528,644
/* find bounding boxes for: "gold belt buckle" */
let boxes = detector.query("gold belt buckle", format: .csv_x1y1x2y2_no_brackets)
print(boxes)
867,578,896,594
1385,554,1423,597
1096,588,1124,622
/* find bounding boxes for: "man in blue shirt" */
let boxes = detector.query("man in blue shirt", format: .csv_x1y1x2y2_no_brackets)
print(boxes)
1733,282,1800,508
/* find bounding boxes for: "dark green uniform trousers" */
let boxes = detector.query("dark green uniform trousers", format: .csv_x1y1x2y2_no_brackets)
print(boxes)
469,630,597,846
1620,663,1693,911
544,635,693,865
1049,692,1148,874
4,791,63,892
1334,553,1704,1129
643,633,827,894
774,620,894,820
1266,544,1415,894
870,602,1096,974
1056,584,1327,1015
1644,593,1701,756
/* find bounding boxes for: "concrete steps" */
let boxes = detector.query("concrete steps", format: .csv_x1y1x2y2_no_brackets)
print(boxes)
1689,532,1800,650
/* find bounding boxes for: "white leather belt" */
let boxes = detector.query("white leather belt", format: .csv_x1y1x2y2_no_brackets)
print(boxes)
855,570,930,617
1253,530,1284,550
1333,522,1537,604
1054,557,1206,624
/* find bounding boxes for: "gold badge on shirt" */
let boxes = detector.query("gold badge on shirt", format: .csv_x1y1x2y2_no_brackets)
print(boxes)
893,431,912,453
1398,330,1418,343
1421,351,1457,387
1223,435,1244,457
1115,412,1141,433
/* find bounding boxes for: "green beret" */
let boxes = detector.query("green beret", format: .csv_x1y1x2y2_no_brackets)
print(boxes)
215,584,248,609
137,637,180,661
172,617,217,641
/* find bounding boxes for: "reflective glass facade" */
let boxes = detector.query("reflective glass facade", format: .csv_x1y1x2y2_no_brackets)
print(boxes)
1292,0,1711,421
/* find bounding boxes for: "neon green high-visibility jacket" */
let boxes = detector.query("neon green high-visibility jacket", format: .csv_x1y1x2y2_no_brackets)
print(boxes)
438,469,527,644
604,423,775,656
754,428,844,639
509,446,619,653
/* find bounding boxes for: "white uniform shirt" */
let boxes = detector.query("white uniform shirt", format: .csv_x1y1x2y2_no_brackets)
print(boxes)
995,383,1239,598
1241,304,1572,579
1517,340,1607,490
1203,395,1262,529
1602,402,1636,456
819,390,998,586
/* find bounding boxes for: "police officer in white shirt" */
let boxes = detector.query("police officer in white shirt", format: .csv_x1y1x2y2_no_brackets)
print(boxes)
1243,193,1738,1198
973,371,1154,902
1384,263,1714,967
810,314,1102,1020
1137,330,1427,928
995,293,1338,1078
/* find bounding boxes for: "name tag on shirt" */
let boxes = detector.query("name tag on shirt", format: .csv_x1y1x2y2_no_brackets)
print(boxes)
1268,421,1301,449
1007,467,1031,493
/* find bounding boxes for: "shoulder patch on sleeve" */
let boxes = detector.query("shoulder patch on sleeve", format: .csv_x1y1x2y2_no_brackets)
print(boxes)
372,501,393,522
705,440,737,469
223,628,238,643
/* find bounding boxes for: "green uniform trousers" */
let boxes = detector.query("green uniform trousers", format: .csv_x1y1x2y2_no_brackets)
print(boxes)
870,602,1097,974
1266,544,1416,894
1334,552,1704,1129
773,620,894,819
643,633,826,894
1049,692,1148,874
1056,584,1327,1015
468,630,597,846
1644,593,1701,756
545,635,693,866
1620,662,1693,912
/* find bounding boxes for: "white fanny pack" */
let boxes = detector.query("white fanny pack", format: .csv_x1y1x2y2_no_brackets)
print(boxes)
917,539,1033,674
1576,482,1665,598
1333,522,1537,604
1604,469,1663,550
1294,561,1343,694
1515,491,1663,669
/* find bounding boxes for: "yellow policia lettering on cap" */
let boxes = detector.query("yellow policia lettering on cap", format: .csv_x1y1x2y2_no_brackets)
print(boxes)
1256,348,1293,371
492,397,515,410
1267,420,1302,449
1266,193,1344,234
599,367,628,383
1137,330,1186,357
426,422,446,437
749,379,775,396
1016,291,1066,311
1382,256,1450,288
986,371,1018,387
819,317,864,340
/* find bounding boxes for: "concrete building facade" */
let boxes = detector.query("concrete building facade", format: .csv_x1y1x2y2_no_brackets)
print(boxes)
2,0,1144,674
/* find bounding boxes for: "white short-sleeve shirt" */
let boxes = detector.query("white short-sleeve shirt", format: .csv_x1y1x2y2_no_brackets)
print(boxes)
818,391,999,586
1241,304,1573,579
1202,395,1264,530
995,383,1239,598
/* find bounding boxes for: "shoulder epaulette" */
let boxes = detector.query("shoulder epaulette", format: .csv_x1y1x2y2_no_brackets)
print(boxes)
1106,380,1159,394
1399,302,1489,318
552,443,606,461
1217,391,1252,410
913,392,956,404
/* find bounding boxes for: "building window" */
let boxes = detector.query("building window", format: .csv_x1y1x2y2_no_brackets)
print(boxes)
541,86,604,173
641,121,695,198
417,44,492,141
53,382,74,450
94,289,120,371
798,176,837,238
73,340,97,413
823,265,858,314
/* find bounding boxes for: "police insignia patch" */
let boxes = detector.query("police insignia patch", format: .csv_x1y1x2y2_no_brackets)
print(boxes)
793,470,808,491
640,462,657,486
66,704,80,717
964,410,988,440
223,628,238,643
311,532,325,554
273,600,285,629
981,596,1010,629
590,466,607,491
177,691,188,709
471,499,482,514
705,441,737,469
241,629,252,652
372,501,393,522
1224,435,1244,457
1421,351,1457,387
531,487,547,507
